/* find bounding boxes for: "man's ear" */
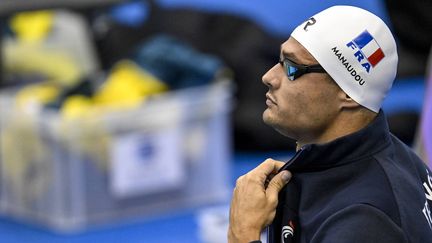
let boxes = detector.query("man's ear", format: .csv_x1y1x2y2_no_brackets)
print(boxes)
338,91,360,109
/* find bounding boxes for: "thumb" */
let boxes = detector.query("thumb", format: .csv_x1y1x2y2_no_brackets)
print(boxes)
266,170,292,202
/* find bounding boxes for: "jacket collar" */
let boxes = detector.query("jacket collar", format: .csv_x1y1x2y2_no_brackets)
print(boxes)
281,110,391,172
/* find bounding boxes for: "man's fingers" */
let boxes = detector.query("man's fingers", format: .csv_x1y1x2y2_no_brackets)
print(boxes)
266,170,292,204
249,158,286,181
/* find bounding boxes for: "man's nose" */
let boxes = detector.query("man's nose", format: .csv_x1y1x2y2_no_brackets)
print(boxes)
262,63,282,89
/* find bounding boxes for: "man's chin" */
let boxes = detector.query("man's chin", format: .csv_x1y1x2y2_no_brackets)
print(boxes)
263,111,292,138
262,109,276,126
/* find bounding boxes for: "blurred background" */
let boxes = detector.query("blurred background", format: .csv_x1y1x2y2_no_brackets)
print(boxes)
0,0,430,242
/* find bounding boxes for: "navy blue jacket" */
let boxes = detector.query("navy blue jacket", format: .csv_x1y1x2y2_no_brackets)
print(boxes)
268,111,432,243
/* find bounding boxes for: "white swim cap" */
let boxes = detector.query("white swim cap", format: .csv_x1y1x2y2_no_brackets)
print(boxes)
291,5,398,112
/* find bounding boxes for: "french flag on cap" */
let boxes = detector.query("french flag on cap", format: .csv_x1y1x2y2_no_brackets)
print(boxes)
352,30,385,67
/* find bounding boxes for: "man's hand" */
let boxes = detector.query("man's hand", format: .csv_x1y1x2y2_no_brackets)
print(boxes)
228,159,292,243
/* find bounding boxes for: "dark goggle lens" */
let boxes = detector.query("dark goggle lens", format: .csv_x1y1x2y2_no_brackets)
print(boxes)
283,60,298,81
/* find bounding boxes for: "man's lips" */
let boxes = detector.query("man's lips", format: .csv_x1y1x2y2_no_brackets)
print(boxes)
266,93,277,106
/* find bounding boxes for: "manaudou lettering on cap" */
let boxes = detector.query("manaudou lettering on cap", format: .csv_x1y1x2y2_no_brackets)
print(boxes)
331,46,365,85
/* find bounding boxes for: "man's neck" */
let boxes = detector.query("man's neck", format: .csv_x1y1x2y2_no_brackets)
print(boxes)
296,111,377,151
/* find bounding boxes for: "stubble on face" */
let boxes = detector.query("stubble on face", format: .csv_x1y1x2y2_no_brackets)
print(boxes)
263,86,322,140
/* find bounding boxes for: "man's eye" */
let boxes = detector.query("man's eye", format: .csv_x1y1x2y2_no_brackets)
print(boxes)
288,66,297,75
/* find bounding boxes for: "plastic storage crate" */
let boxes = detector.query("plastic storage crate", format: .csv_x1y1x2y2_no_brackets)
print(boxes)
0,81,232,232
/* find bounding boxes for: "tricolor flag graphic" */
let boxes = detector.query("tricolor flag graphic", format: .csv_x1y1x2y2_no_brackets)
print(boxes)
352,30,385,67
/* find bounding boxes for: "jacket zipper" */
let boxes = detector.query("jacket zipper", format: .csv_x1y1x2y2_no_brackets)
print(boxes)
269,145,309,243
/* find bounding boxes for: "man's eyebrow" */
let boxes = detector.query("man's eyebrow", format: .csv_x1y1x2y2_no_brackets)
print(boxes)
280,46,301,63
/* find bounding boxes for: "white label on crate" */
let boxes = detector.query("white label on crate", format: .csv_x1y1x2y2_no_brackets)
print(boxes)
110,128,185,198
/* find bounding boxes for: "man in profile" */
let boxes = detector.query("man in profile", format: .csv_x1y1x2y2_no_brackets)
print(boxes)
229,5,432,243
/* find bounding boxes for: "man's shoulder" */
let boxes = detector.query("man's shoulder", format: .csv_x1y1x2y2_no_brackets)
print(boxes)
373,133,429,200
384,133,426,168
